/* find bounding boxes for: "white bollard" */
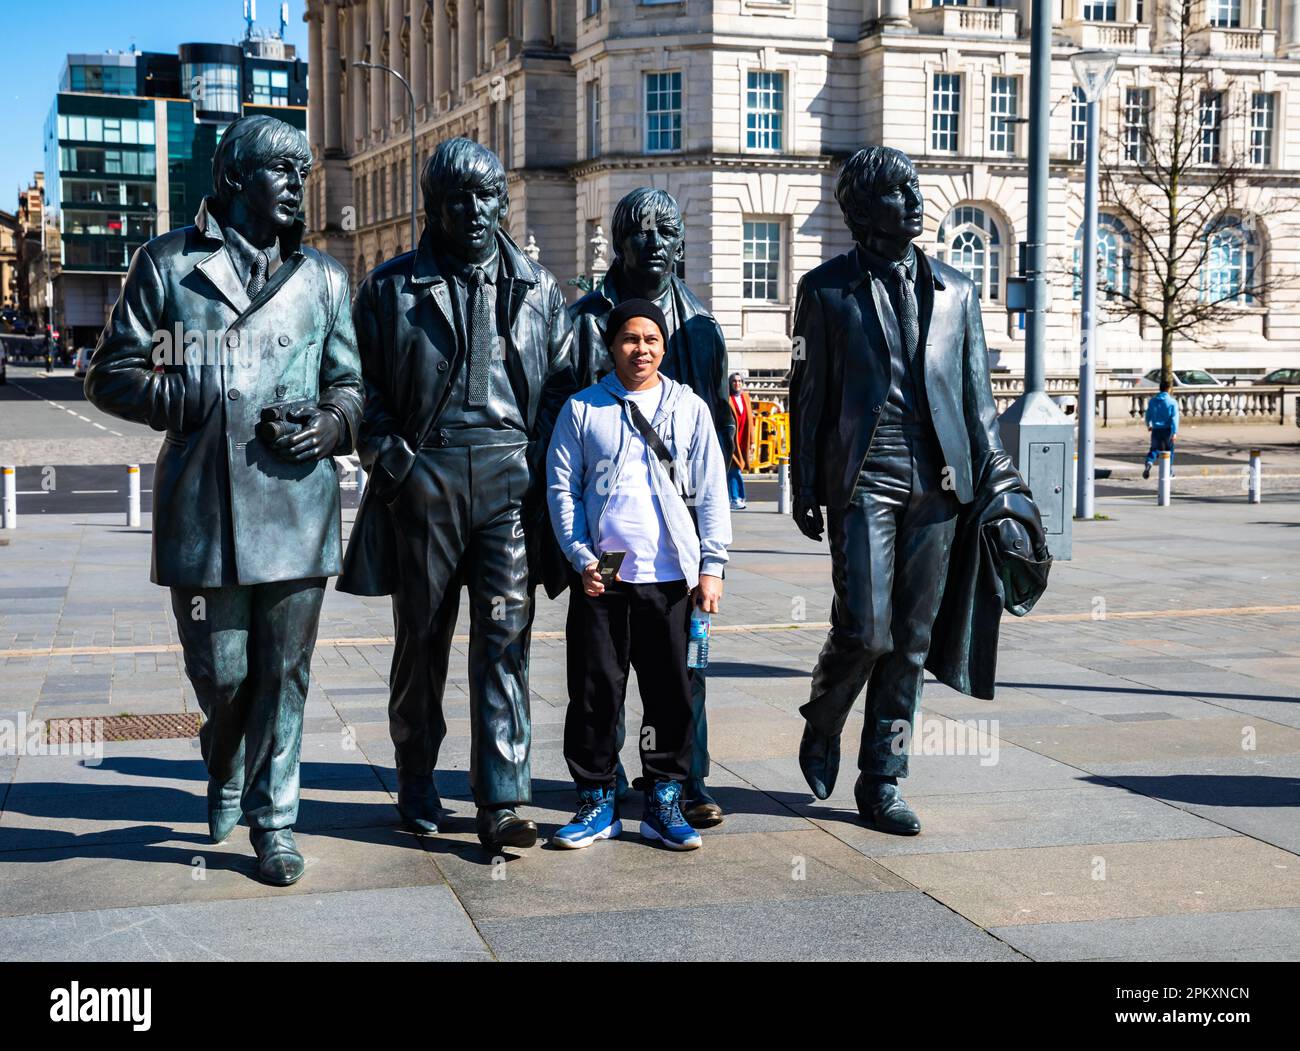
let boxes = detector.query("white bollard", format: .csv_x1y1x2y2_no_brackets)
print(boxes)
1248,448,1262,504
1157,450,1172,507
777,462,790,514
2,465,15,529
126,464,141,527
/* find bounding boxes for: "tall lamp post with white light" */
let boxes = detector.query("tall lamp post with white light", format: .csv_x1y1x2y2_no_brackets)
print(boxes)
1071,49,1118,521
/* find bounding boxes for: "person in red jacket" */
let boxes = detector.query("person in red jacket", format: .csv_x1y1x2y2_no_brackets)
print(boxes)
727,373,753,510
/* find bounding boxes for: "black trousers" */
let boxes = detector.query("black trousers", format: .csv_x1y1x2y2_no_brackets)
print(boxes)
564,575,696,790
171,577,326,831
800,422,959,778
387,442,534,808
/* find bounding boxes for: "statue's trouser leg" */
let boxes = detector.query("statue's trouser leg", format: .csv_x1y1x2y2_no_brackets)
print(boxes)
857,432,958,780
171,578,325,830
387,450,472,799
564,576,695,789
462,443,534,808
172,586,253,798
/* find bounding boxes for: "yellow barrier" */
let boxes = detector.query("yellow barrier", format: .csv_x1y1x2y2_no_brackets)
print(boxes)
749,401,789,471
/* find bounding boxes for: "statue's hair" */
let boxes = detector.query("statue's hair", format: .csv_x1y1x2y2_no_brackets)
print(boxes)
611,187,684,255
420,137,509,220
834,146,917,240
211,115,312,205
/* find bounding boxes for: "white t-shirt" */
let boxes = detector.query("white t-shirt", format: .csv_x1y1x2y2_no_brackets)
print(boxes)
597,381,683,583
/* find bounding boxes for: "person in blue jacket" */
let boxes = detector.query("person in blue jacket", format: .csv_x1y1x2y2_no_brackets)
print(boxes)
1143,381,1179,479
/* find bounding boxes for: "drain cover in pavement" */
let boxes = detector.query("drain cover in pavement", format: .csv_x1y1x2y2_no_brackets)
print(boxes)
44,713,202,743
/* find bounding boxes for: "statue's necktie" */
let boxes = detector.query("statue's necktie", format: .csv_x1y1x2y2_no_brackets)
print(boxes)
466,266,492,408
247,250,268,299
892,261,919,363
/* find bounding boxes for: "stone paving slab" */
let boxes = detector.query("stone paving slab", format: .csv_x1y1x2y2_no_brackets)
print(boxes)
879,837,1300,929
990,906,1300,963
0,885,491,962
477,891,1025,962
0,826,443,919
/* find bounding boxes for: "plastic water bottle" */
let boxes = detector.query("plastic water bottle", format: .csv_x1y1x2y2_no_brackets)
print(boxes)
687,608,711,669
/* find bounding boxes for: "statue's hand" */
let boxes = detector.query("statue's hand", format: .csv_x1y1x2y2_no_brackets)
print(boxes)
274,407,343,464
793,490,824,542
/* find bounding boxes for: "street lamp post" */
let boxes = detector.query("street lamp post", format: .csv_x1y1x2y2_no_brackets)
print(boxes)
1071,49,1118,521
353,59,419,255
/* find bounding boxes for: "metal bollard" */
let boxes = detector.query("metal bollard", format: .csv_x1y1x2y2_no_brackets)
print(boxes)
777,462,790,515
126,464,141,527
1157,450,1172,507
2,465,15,529
1248,448,1262,504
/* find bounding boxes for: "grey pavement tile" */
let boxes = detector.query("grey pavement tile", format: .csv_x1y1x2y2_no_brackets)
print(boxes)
878,836,1300,929
0,825,443,918
430,828,907,923
990,907,1300,962
800,786,1227,859
0,885,489,961
478,891,1024,962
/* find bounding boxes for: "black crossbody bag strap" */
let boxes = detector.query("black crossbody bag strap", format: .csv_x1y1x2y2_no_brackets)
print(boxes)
615,394,700,536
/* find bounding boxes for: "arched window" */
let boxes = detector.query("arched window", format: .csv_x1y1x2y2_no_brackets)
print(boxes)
937,205,1002,301
1073,214,1132,301
1201,215,1258,305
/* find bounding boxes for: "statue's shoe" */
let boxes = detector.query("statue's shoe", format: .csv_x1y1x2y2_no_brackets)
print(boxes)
682,778,724,828
207,777,243,844
798,723,841,800
476,807,538,850
396,784,446,835
250,828,306,886
854,776,921,836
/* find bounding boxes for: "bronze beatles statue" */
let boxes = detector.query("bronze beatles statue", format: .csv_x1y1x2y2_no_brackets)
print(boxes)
338,138,577,851
86,115,364,885
789,146,1050,835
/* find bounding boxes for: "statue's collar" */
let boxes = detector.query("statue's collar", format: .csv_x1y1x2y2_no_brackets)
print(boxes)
194,196,304,258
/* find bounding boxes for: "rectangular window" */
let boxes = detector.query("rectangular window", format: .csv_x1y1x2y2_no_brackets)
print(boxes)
586,78,601,159
988,75,1018,155
1250,92,1275,166
1123,87,1150,164
1210,0,1241,27
645,71,682,153
1082,0,1117,18
586,0,600,15
931,73,961,153
1198,90,1222,164
742,220,783,302
1070,86,1087,162
746,70,785,151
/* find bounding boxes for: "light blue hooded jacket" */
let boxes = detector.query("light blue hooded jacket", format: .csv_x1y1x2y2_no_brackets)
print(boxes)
546,372,732,588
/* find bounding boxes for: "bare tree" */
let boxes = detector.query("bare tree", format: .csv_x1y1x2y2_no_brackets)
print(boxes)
1088,2,1293,385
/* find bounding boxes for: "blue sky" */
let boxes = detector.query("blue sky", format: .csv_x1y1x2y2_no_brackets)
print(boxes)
0,0,309,212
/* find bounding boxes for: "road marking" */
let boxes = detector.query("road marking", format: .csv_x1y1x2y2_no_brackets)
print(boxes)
71,489,119,495
6,379,125,437
1,603,1297,660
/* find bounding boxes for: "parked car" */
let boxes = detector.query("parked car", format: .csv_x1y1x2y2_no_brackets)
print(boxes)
1138,368,1224,388
73,347,94,378
1255,368,1300,386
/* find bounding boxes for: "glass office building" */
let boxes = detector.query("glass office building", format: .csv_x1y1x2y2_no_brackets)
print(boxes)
45,42,307,347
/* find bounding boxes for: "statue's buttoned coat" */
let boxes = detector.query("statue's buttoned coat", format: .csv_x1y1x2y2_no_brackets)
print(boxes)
85,198,364,588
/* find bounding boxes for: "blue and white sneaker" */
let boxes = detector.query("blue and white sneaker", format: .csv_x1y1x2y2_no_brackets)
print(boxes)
552,787,621,849
640,780,702,851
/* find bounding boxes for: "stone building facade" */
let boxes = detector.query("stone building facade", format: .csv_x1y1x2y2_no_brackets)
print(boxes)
304,0,1300,377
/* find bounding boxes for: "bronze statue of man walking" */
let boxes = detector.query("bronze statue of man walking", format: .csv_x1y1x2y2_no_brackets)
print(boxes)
789,146,1047,835
86,115,364,885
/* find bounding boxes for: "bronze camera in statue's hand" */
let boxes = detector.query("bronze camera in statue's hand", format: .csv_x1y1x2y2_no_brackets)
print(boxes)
256,399,318,446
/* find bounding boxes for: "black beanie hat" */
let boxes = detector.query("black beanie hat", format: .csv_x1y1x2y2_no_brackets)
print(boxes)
602,298,669,350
